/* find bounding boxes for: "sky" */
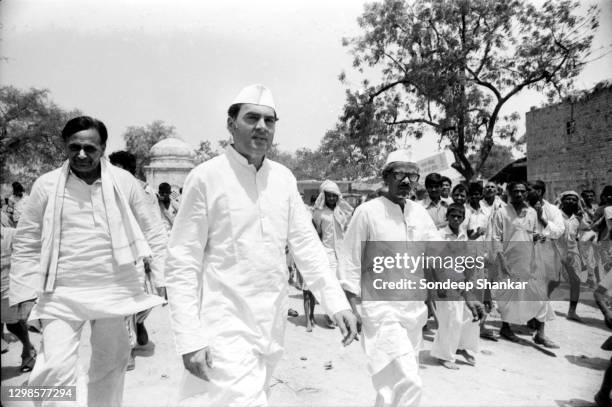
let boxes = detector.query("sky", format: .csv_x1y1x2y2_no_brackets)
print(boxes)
2,0,611,166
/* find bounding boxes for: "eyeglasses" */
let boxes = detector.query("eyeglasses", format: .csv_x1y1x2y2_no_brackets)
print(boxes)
67,143,100,154
391,171,419,182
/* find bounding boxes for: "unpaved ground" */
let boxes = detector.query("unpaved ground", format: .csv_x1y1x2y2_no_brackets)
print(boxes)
2,284,610,407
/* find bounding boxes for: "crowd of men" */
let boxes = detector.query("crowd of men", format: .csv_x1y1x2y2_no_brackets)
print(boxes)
0,84,610,407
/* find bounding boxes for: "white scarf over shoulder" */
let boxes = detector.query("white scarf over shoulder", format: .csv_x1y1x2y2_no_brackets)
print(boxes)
40,159,151,291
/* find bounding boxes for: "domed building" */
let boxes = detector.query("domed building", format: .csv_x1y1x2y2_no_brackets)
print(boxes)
144,137,195,192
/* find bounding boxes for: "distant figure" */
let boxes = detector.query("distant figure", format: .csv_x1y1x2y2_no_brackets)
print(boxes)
311,180,353,330
8,181,28,226
440,176,453,205
158,182,179,234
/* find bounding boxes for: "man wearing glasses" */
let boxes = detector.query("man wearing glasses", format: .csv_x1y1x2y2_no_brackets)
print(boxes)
340,149,440,406
165,84,358,405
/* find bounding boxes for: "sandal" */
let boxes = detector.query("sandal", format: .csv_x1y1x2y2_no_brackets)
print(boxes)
20,349,37,372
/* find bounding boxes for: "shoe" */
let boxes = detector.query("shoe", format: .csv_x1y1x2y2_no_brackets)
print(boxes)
127,350,136,371
533,334,559,349
526,318,538,331
500,328,520,343
20,349,36,372
287,309,299,317
566,312,583,323
136,323,149,346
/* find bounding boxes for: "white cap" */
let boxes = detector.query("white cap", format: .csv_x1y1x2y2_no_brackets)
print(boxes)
231,84,276,111
383,149,418,171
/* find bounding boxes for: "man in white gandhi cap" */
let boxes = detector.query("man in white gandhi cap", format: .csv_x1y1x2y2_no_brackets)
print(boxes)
165,84,358,406
340,149,441,406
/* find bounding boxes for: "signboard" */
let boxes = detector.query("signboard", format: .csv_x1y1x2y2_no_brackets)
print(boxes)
417,152,450,174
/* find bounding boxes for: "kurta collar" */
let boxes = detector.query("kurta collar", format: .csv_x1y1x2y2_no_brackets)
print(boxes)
225,145,268,172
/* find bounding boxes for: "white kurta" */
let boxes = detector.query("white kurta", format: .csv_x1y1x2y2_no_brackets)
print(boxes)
430,227,479,363
11,168,167,320
488,204,554,324
165,146,349,405
312,206,346,279
533,200,565,282
340,196,439,407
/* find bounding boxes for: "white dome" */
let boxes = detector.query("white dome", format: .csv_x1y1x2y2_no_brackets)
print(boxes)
150,137,194,158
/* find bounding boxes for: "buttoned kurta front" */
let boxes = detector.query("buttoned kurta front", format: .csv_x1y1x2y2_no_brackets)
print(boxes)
165,146,349,404
340,197,439,372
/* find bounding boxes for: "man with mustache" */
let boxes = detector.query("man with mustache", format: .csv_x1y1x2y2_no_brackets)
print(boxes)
10,116,167,406
165,84,358,406
340,149,440,406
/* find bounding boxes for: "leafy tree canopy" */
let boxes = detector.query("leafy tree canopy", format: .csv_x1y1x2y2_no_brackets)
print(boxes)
340,0,598,180
1,86,81,189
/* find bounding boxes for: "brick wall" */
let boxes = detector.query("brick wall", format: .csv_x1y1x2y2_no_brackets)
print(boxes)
526,85,612,201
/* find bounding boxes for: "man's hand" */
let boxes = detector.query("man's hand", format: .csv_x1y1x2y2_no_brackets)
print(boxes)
182,347,213,381
465,300,485,322
333,310,359,346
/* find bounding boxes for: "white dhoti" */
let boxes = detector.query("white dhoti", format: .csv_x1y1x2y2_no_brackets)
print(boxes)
430,301,479,362
28,317,130,407
361,302,427,407
324,247,339,279
177,335,282,407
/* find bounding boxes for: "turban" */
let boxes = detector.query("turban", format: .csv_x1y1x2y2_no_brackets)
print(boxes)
314,180,353,230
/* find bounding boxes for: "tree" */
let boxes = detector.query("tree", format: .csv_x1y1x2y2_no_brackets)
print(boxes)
193,140,220,164
341,0,598,180
468,143,515,179
0,86,81,189
123,121,176,179
291,148,329,180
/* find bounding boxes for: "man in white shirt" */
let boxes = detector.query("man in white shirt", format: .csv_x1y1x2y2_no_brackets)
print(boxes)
341,149,441,406
431,203,483,370
312,180,354,329
480,181,505,215
10,116,167,406
417,173,448,229
157,182,179,234
164,84,357,406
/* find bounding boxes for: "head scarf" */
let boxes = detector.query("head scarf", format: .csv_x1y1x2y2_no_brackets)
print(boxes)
555,190,587,216
314,180,353,230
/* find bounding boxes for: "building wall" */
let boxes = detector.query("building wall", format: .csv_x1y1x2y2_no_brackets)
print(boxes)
526,85,612,201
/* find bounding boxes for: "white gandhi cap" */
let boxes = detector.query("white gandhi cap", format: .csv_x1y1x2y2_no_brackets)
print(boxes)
231,84,276,111
383,149,419,172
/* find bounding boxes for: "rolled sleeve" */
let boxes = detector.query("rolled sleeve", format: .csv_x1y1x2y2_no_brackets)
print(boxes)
165,170,209,355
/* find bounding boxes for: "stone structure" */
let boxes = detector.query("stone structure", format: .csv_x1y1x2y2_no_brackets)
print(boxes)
144,137,195,192
526,81,612,201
